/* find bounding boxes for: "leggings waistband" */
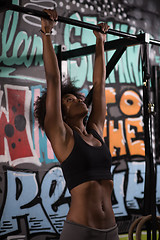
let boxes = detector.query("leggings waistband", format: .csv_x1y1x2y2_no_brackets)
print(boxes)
65,220,118,233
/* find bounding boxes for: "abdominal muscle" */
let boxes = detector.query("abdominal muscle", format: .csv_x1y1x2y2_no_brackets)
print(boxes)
66,179,116,229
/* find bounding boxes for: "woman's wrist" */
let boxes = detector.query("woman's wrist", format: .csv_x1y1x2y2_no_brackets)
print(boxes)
96,37,105,45
40,29,53,36
41,25,53,33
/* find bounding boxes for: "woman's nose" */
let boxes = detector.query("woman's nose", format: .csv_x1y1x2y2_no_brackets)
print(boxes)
78,98,84,103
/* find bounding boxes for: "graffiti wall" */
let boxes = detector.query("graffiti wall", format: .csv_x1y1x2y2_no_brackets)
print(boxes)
0,0,160,239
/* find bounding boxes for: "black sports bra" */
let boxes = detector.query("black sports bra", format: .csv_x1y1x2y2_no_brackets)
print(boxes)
61,129,112,191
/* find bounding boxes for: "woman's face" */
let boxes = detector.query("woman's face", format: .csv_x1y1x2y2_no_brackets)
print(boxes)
62,94,88,119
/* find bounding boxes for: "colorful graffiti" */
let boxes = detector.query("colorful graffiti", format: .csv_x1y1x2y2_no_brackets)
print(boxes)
0,0,160,239
0,84,144,164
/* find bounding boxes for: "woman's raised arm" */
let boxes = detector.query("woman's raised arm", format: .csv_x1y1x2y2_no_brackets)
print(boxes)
87,23,109,136
41,10,66,142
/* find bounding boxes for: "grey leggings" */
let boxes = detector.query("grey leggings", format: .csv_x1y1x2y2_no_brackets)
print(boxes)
60,220,119,240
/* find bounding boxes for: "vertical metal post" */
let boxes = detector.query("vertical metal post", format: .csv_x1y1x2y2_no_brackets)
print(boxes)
143,33,157,240
56,45,62,77
153,66,160,163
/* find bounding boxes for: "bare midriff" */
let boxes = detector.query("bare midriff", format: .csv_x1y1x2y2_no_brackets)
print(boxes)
66,179,116,229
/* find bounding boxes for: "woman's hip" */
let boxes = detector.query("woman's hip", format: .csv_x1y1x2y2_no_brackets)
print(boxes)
59,220,119,240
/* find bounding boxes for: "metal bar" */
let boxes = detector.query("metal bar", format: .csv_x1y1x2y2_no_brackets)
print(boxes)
142,42,152,240
142,45,150,210
61,37,143,60
0,2,101,33
105,45,127,79
142,40,157,240
84,88,94,107
56,45,62,78
0,2,130,37
1,2,160,45
152,66,160,162
150,39,160,47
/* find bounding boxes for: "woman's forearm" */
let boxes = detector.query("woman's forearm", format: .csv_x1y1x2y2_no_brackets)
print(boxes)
41,9,60,85
42,34,60,84
93,38,106,86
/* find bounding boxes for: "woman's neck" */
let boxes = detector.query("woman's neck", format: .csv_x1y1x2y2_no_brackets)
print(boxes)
67,118,87,135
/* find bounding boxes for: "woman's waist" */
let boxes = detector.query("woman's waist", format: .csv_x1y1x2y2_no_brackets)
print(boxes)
67,205,115,229
68,201,114,218
68,180,115,229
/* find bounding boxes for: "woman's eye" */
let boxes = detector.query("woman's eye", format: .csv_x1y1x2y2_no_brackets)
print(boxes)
67,98,73,102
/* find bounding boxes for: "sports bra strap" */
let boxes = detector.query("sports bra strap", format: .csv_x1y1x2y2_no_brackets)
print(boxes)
88,129,104,145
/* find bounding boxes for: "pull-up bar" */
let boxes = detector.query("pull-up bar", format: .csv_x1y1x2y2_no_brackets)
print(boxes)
1,1,160,46
0,0,149,40
0,1,133,38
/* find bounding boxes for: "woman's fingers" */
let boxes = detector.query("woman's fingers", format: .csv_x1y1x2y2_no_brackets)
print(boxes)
100,22,110,33
93,22,109,41
43,9,58,22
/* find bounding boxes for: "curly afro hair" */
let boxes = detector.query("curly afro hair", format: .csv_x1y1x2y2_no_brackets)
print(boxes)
34,80,84,130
